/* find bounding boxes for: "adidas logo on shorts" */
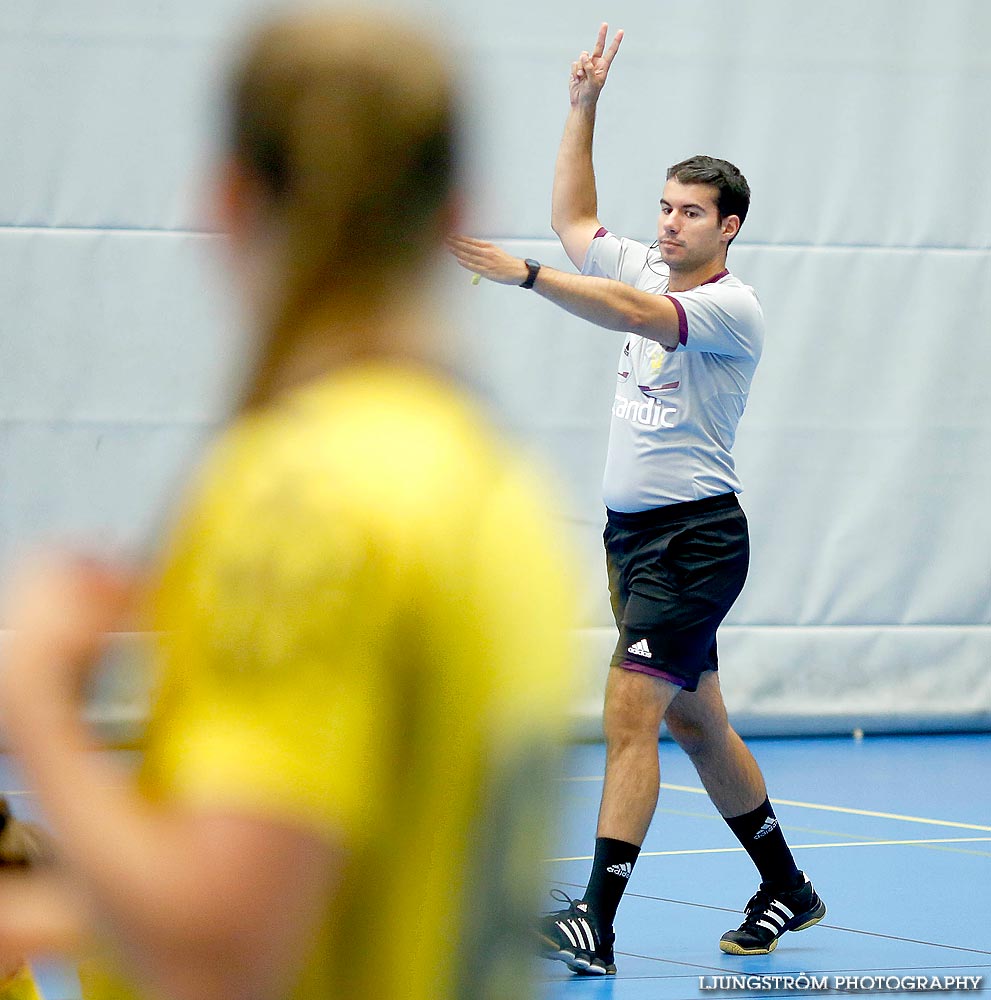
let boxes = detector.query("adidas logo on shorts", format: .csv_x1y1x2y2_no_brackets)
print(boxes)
606,862,633,879
627,638,652,658
754,817,779,840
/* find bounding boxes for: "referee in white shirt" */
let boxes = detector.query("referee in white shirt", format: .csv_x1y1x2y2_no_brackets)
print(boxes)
449,21,826,977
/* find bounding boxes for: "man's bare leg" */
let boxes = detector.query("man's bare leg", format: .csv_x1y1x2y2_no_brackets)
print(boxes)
665,671,825,955
597,666,680,842
664,671,766,817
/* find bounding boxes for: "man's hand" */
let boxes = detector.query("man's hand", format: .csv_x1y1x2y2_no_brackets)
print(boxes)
448,236,529,286
569,22,623,109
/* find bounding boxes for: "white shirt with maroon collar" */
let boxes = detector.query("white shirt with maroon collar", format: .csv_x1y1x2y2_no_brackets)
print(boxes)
582,229,764,512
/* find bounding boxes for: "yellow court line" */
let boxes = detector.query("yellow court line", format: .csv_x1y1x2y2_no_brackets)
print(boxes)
549,836,991,863
563,777,991,833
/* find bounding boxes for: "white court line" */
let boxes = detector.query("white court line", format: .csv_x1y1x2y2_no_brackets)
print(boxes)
549,836,991,863
563,777,991,833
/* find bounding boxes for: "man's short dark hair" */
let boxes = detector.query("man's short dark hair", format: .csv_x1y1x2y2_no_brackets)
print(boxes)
666,155,750,233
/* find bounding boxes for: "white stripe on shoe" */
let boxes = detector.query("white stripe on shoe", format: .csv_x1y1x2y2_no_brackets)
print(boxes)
574,918,595,952
556,916,597,954
557,921,580,949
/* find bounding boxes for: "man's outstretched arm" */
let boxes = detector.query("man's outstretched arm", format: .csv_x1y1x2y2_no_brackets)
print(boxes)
552,23,623,269
449,236,681,351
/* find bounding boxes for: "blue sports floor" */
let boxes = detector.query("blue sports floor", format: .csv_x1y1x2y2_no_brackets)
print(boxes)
541,735,991,999
3,735,990,999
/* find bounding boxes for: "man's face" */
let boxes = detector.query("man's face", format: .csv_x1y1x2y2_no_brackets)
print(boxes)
656,179,737,272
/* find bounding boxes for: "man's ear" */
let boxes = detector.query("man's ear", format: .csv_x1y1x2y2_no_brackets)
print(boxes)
721,214,741,244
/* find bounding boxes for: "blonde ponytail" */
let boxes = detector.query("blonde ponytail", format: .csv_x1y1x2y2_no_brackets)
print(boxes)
227,11,458,408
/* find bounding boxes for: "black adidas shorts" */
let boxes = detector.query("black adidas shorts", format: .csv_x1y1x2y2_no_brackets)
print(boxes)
604,491,749,692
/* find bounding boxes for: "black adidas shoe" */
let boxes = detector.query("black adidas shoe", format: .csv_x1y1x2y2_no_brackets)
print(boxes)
537,890,616,975
719,873,826,955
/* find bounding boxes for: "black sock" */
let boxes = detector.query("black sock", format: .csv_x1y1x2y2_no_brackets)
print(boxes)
724,798,802,890
582,837,640,929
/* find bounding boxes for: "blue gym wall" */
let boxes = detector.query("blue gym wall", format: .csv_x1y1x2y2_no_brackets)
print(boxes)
1,0,989,736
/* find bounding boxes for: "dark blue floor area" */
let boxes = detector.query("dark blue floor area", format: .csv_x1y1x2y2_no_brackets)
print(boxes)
542,735,991,999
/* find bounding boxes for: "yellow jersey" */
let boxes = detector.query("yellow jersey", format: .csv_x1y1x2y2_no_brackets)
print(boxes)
78,362,575,1000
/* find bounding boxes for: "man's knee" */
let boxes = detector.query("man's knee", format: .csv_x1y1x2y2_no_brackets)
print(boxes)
665,702,732,757
665,713,714,756
603,666,675,750
663,671,732,753
604,704,658,752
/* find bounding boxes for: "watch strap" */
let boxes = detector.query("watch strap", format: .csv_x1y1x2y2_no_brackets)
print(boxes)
520,258,541,289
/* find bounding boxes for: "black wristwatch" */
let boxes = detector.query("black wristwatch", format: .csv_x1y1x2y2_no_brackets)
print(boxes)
520,258,541,289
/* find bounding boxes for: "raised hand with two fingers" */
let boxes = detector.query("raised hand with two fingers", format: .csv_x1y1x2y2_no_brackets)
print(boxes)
569,22,624,108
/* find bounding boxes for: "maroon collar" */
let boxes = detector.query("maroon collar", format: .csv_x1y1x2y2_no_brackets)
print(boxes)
700,268,729,286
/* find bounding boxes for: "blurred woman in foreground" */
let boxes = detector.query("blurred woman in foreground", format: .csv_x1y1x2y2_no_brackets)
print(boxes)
0,10,572,1000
